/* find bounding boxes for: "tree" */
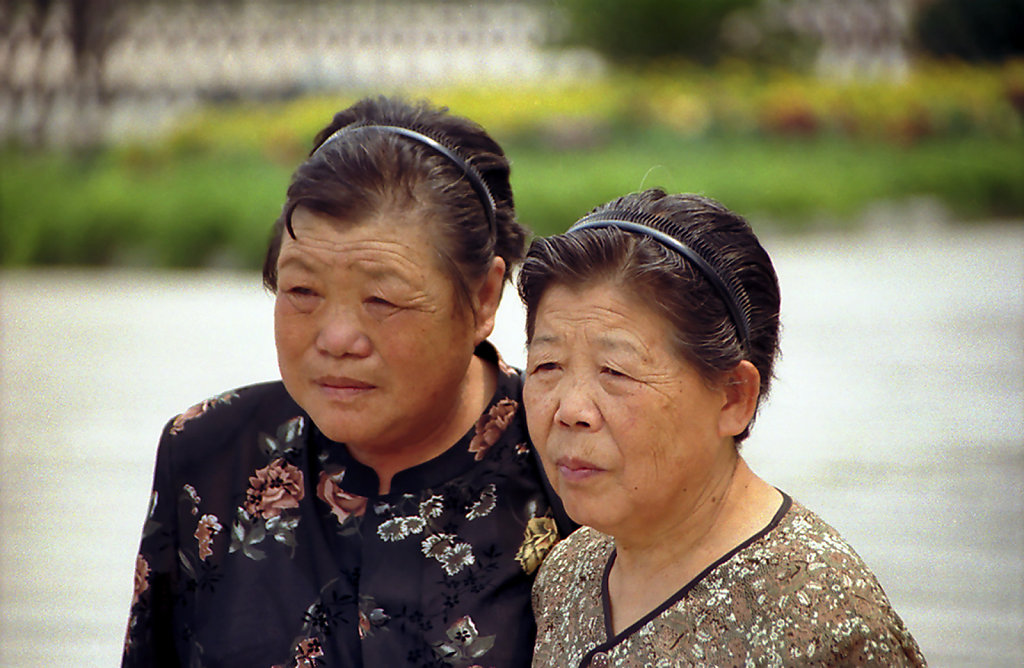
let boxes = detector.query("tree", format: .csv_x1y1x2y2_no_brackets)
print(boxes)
914,0,1024,62
2,0,128,147
556,0,760,66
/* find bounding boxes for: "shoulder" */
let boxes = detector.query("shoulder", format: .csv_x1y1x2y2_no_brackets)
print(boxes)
535,526,611,593
157,381,306,467
491,344,524,397
463,346,530,467
478,339,520,376
531,528,613,666
737,499,890,605
766,500,887,591
167,381,294,428
557,524,612,555
723,499,926,665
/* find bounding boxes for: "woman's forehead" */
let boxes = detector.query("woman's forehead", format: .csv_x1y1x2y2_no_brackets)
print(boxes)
289,203,435,237
281,207,442,270
532,283,665,350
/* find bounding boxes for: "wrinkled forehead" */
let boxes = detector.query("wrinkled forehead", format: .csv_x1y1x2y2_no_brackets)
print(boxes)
529,282,665,352
279,205,447,275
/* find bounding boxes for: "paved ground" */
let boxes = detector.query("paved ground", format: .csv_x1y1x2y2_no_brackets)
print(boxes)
1,222,1022,666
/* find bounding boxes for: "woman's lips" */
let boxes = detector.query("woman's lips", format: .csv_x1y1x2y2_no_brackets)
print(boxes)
315,376,375,398
555,457,604,482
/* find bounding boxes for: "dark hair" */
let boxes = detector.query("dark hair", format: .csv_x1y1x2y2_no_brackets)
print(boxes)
517,189,780,443
262,96,527,311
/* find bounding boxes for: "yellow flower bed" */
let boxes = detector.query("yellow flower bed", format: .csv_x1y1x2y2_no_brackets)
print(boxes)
160,60,1023,160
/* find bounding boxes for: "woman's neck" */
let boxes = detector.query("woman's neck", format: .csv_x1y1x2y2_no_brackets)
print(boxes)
606,458,781,635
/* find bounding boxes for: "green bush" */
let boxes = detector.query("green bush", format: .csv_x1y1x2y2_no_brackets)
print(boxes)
1,150,290,267
915,0,1024,62
3,63,1022,269
554,0,760,66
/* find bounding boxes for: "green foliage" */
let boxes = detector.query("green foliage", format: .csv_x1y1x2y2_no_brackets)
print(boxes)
511,131,1024,237
915,0,1024,62
557,0,759,66
1,149,290,267
3,62,1023,269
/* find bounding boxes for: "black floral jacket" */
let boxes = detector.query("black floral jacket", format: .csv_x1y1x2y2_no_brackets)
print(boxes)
123,348,564,668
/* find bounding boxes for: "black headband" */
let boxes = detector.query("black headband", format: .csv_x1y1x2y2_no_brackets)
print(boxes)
568,215,752,353
303,123,497,239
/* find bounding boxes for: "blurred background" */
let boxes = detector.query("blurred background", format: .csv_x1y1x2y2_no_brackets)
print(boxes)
1,0,1022,665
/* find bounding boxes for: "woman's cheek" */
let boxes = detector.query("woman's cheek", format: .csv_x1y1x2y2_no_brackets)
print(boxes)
523,382,553,442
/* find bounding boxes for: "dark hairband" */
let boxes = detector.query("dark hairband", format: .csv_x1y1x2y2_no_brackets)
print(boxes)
301,123,497,239
568,215,752,353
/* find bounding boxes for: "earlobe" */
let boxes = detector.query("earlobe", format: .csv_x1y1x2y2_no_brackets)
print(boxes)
719,360,760,438
472,257,506,344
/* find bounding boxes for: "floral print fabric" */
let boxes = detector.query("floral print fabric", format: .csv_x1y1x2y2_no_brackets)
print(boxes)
123,346,562,667
532,495,927,667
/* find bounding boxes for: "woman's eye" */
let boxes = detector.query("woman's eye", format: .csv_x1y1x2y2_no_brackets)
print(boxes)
601,366,630,379
365,296,400,310
531,362,559,373
365,296,401,316
288,287,320,302
282,286,320,311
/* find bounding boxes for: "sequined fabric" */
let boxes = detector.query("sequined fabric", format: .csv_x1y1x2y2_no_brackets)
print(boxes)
532,495,926,667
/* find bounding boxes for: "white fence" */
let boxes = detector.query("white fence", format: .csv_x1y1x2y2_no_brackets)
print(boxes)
0,1,599,144
1,0,918,145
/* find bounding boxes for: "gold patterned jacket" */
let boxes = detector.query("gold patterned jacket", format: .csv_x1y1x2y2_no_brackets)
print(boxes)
532,496,927,667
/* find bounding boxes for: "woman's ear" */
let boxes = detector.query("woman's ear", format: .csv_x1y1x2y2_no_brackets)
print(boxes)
471,256,506,345
718,360,760,439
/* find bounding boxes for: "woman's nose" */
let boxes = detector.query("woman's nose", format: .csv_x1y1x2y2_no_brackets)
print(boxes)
553,378,601,431
316,308,372,358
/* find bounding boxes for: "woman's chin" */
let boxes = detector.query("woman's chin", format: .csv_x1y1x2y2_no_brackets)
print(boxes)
561,499,616,535
307,413,369,446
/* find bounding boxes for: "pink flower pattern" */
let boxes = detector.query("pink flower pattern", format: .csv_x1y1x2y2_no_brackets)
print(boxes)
194,514,223,561
244,459,305,519
169,391,237,435
468,398,518,461
132,554,150,607
294,637,324,667
317,469,368,525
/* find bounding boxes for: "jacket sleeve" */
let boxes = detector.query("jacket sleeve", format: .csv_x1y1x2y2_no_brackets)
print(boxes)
821,612,928,667
121,420,183,668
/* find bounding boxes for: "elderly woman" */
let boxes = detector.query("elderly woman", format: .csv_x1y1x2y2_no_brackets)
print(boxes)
520,189,926,666
122,96,567,667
